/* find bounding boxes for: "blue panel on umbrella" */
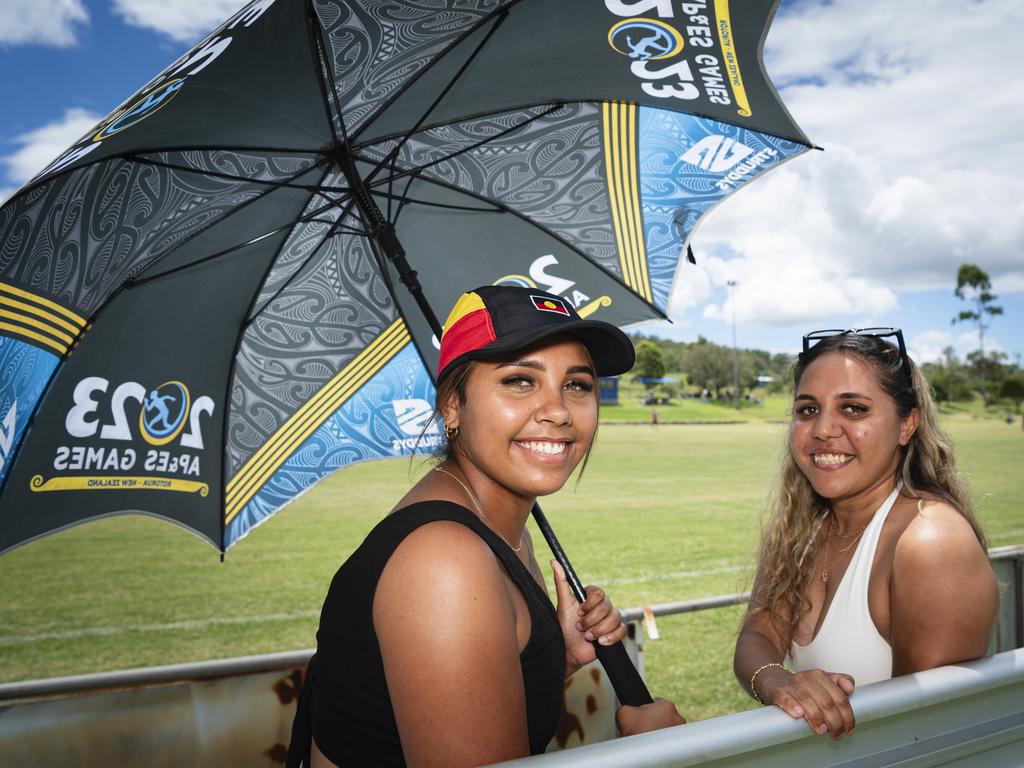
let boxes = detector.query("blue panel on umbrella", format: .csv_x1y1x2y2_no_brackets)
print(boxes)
224,343,438,548
637,108,808,311
0,338,59,486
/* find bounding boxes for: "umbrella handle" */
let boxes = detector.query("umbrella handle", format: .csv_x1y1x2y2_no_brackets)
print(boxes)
531,503,653,707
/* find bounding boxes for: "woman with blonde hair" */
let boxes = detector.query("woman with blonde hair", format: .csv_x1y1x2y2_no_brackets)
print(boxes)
735,328,997,740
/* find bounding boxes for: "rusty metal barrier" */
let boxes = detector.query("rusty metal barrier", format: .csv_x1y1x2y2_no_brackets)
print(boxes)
0,546,1020,765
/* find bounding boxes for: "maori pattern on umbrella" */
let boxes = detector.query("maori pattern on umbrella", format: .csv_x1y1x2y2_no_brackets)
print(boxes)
0,151,319,320
229,204,403,475
315,0,504,138
358,103,618,275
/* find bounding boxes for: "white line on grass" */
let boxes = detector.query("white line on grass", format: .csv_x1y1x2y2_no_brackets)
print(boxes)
602,563,749,586
3,565,756,647
0,610,321,647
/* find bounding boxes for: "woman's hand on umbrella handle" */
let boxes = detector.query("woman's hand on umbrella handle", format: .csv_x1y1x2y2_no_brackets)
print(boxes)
763,667,856,740
616,697,686,735
550,559,626,675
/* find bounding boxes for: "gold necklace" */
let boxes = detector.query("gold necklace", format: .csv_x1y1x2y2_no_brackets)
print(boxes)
828,515,868,552
820,515,868,583
433,467,523,552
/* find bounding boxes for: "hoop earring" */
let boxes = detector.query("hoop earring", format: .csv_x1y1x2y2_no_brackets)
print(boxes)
444,423,459,441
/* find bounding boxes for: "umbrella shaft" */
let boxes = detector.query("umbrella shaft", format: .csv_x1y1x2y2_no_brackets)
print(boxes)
340,154,444,338
531,503,653,706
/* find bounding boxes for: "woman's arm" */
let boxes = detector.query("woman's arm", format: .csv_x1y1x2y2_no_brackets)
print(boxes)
735,607,856,739
374,521,529,767
889,501,998,676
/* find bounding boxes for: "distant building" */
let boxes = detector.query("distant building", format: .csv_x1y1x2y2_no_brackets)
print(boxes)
598,377,619,405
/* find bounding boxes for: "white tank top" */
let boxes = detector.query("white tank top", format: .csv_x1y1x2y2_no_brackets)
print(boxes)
785,487,899,686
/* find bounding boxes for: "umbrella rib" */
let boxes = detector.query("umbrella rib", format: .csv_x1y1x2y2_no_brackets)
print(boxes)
306,0,349,151
239,195,364,332
114,156,324,286
360,102,565,194
366,6,512,219
130,193,360,289
349,2,519,148
375,191,503,215
124,154,346,193
379,172,669,322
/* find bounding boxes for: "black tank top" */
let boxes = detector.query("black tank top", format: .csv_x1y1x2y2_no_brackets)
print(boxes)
287,500,565,767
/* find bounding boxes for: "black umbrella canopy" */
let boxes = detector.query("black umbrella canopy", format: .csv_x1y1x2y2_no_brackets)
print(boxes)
0,0,810,552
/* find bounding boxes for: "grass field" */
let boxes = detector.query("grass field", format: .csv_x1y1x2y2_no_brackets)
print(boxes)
1,415,1022,722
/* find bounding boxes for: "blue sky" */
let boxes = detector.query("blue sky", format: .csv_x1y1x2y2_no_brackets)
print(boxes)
2,0,1022,363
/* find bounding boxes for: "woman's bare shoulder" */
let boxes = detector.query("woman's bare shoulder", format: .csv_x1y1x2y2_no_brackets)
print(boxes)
373,518,512,627
893,498,987,571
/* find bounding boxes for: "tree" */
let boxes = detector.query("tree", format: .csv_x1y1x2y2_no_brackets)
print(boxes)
633,340,666,381
1000,377,1024,412
953,263,1003,356
681,339,733,398
922,347,974,402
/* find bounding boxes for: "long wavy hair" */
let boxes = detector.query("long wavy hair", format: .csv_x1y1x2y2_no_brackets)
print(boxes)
748,333,985,646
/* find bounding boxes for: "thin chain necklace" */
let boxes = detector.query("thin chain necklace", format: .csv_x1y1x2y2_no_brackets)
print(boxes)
820,513,868,583
433,467,523,552
828,515,869,549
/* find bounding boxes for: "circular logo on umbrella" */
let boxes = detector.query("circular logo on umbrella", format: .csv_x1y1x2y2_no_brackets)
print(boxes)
608,19,684,60
93,79,185,142
140,381,191,446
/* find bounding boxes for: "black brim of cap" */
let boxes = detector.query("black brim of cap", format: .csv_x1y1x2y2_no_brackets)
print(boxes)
444,319,635,380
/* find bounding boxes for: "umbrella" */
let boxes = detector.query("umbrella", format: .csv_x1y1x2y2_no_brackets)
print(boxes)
0,0,810,705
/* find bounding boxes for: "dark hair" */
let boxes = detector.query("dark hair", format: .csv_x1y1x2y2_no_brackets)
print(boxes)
795,334,916,418
430,359,477,462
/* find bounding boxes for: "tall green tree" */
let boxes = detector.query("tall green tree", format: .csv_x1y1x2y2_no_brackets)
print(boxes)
1000,376,1024,412
633,340,666,381
681,338,733,398
952,263,1003,355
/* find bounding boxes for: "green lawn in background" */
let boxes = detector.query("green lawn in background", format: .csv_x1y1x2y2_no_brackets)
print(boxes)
1,416,1021,722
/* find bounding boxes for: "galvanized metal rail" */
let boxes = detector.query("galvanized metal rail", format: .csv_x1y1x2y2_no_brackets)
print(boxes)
0,545,1020,766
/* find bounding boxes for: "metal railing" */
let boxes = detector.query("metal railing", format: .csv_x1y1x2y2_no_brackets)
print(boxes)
1,545,1020,766
488,647,1024,767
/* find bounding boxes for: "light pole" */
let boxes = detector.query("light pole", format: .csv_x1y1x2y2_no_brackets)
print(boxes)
727,280,739,404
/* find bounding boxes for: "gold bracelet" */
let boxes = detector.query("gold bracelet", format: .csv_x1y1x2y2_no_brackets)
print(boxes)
750,662,787,705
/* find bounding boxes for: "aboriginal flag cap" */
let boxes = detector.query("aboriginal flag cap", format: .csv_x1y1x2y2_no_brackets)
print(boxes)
436,285,635,383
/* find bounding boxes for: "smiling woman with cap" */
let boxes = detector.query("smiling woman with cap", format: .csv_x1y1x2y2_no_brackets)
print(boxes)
288,285,684,768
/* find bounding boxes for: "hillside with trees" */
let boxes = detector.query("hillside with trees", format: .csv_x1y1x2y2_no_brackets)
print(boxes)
628,332,1023,417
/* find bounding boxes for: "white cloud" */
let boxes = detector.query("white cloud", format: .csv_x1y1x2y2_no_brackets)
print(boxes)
2,108,101,190
0,0,88,46
112,0,248,44
909,329,955,364
674,0,1024,335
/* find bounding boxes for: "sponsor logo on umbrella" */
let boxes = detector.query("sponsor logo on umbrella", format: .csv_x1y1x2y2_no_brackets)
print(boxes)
0,400,15,472
140,382,190,446
607,19,684,60
92,79,185,141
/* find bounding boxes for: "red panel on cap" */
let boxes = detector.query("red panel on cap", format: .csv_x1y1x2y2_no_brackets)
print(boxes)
437,307,496,376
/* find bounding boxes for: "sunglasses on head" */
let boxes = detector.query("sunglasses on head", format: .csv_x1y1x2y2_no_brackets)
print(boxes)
802,327,909,370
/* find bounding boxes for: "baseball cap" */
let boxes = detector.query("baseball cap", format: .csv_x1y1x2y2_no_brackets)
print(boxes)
436,285,635,383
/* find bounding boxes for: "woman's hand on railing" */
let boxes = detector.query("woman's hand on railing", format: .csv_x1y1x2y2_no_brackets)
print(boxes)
616,697,686,736
761,667,856,740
